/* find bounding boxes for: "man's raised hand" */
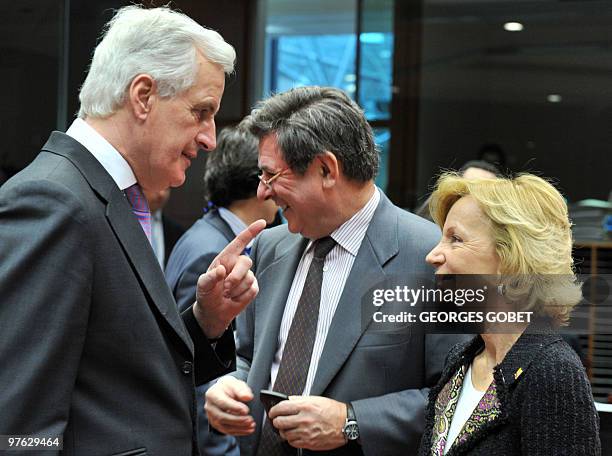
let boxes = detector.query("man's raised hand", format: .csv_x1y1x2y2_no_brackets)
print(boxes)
193,219,266,338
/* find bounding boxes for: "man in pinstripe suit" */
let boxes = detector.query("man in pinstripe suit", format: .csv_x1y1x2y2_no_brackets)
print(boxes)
206,86,463,456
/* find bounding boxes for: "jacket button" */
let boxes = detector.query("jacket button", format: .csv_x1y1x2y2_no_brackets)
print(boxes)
181,361,193,375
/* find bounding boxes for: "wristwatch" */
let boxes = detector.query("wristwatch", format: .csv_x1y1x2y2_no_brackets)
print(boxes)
342,403,360,442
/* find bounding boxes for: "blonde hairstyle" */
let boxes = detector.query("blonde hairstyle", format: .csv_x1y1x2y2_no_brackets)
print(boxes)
429,172,582,325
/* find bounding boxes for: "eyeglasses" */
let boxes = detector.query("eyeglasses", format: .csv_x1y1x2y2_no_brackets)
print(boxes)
258,168,287,190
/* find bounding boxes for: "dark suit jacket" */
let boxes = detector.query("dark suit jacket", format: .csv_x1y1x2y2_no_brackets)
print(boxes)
0,132,234,456
234,191,466,456
162,215,186,267
418,330,601,455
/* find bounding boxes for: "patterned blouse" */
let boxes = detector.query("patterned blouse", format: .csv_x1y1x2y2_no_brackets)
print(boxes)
429,364,502,456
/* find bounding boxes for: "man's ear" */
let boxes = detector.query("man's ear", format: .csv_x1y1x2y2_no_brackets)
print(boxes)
318,151,339,189
128,74,156,120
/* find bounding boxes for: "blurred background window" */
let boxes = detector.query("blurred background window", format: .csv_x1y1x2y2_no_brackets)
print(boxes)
261,0,393,191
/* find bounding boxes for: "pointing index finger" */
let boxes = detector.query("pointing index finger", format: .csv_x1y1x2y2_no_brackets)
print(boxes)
221,219,266,258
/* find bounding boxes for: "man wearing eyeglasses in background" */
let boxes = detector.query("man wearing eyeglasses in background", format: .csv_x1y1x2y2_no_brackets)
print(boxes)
205,86,465,456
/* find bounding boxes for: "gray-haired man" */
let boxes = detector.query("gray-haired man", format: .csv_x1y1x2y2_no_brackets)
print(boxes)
0,6,263,455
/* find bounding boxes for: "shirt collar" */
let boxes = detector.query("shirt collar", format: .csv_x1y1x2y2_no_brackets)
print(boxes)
65,118,137,191
306,186,380,257
218,207,248,237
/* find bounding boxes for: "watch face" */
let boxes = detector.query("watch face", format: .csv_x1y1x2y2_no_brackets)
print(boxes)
344,422,359,440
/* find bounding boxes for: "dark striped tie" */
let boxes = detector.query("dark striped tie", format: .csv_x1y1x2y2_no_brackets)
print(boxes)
124,183,152,244
256,236,337,456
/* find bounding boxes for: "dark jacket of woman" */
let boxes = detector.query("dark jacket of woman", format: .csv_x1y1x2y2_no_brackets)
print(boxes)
418,330,601,456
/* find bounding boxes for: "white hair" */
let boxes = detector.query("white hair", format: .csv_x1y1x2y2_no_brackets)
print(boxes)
78,5,235,118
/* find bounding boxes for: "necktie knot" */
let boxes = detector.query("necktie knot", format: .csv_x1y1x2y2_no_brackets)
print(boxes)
124,183,152,244
313,236,336,260
125,183,150,214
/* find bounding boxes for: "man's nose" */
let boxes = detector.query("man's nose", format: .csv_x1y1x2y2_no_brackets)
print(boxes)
196,120,216,152
257,180,273,200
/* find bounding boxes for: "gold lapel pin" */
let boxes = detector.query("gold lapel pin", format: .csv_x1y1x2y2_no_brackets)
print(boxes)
514,368,523,379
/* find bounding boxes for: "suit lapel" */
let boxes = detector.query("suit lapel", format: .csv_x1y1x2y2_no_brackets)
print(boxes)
42,132,194,354
106,191,194,353
310,193,399,395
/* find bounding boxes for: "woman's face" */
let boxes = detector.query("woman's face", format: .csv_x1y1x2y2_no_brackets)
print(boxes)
426,196,501,275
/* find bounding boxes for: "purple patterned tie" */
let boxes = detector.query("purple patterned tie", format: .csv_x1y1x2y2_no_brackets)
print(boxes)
124,183,152,244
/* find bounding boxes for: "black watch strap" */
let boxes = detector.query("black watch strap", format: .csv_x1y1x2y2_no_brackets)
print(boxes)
347,403,356,422
343,403,360,444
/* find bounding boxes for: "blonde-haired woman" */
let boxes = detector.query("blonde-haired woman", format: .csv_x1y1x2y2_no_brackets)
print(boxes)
418,173,600,455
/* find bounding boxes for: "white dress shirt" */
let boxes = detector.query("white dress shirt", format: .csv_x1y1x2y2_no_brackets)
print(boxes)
269,187,381,395
65,118,136,191
150,210,165,266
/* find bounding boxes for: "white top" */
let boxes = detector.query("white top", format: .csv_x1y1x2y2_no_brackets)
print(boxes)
595,401,612,413
269,187,381,395
444,364,487,454
65,118,136,191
